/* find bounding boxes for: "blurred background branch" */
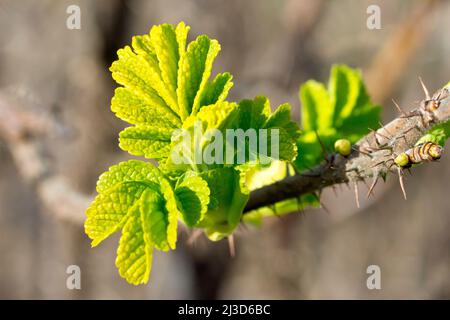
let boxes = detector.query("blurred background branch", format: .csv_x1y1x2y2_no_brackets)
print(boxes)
0,94,89,224
365,0,439,104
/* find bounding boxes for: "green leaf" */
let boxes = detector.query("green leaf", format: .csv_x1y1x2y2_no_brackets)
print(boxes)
140,188,170,251
177,35,221,118
119,125,173,159
329,65,364,127
416,120,450,147
96,160,161,194
264,103,300,140
240,160,291,191
230,97,299,164
116,203,153,285
292,65,381,212
88,161,175,247
111,22,230,163
186,100,239,131
111,87,181,128
90,22,314,285
197,168,249,241
237,96,271,130
271,128,298,162
296,64,381,172
175,22,190,59
163,101,239,173
86,159,183,284
175,173,210,227
150,24,181,107
299,80,331,131
111,45,179,117
85,181,149,247
115,22,189,120
159,179,180,249
199,72,234,107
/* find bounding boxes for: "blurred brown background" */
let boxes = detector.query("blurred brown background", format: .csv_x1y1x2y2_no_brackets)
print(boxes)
0,0,449,299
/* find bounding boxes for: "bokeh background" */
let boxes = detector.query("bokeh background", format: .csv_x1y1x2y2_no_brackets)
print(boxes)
0,0,449,299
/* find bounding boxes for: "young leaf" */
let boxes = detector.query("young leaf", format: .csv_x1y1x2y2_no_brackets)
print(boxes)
150,24,182,106
295,64,381,172
237,96,271,130
292,64,381,209
232,97,300,164
111,45,178,116
116,203,154,285
175,22,190,59
87,22,306,285
111,87,181,128
96,160,161,194
416,120,450,147
119,125,173,159
177,35,221,118
160,179,180,250
184,100,239,132
85,182,149,247
140,189,169,251
199,72,234,107
163,101,239,173
110,22,230,162
329,64,364,127
264,103,300,140
175,173,210,227
197,168,249,241
299,80,331,131
85,159,182,284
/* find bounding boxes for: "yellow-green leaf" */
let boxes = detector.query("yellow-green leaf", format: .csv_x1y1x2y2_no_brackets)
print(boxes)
116,203,153,285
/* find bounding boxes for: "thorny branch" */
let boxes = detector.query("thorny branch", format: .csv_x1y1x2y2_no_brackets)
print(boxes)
244,83,450,212
1,84,449,223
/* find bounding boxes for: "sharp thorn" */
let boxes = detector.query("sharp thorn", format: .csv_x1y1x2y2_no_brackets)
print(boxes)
345,167,359,173
392,98,407,116
369,128,382,146
353,181,360,208
227,235,236,258
366,176,379,198
378,121,393,137
397,167,407,200
369,127,390,141
358,149,373,157
371,161,384,169
419,76,431,100
378,132,391,141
